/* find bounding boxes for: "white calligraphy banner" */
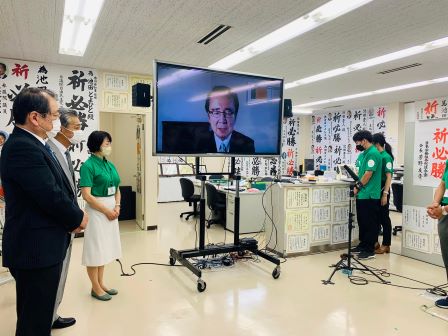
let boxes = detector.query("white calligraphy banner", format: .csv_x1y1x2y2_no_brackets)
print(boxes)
234,115,300,177
0,58,99,196
413,119,447,187
415,96,448,120
311,106,387,171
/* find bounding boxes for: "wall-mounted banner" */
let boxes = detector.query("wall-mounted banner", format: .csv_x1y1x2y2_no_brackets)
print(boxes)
234,116,300,177
415,96,448,121
413,119,447,187
0,58,99,196
311,107,387,171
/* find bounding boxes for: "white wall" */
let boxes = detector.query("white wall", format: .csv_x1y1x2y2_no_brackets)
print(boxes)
100,112,138,190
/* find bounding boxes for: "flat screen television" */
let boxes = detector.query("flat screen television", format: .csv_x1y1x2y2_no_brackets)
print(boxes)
153,61,284,156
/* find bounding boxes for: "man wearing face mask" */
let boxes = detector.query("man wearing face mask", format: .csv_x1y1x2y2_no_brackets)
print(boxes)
1,88,88,336
46,108,83,330
350,130,383,260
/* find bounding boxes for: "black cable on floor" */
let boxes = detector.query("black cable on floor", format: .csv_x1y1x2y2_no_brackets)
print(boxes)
341,261,448,295
116,259,183,277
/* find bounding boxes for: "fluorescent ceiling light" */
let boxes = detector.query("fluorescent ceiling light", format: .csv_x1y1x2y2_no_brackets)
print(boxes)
59,0,105,56
296,76,448,108
292,107,313,115
209,0,373,70
286,35,448,89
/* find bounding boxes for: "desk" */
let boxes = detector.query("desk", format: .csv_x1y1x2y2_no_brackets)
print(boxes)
194,181,265,234
265,181,358,257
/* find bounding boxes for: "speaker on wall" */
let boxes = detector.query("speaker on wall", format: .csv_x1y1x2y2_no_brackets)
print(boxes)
132,83,151,107
283,98,293,118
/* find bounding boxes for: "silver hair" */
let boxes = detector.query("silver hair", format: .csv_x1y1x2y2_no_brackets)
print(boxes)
58,108,79,128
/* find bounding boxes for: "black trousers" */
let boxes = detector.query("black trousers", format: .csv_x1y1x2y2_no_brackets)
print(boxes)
9,262,63,336
356,198,380,253
379,194,392,246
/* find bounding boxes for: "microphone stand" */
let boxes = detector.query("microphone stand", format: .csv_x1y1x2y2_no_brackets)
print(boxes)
322,182,389,285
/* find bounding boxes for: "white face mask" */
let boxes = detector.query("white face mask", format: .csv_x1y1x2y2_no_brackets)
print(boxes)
101,146,112,157
46,119,61,139
68,130,84,145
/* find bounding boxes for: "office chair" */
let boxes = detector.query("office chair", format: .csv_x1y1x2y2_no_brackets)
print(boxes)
261,176,274,182
205,183,226,228
179,178,200,220
392,183,403,235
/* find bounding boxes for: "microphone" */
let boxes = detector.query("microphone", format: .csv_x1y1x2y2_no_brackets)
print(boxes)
343,165,363,189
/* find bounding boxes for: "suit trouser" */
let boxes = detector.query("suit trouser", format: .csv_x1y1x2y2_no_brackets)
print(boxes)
10,262,63,336
53,237,73,323
356,198,380,253
438,214,448,281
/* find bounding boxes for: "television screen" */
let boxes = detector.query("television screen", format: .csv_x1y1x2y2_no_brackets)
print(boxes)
154,61,284,156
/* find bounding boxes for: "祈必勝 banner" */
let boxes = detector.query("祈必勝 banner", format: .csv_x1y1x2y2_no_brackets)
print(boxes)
311,106,387,171
234,115,300,177
413,118,447,187
415,96,448,121
0,58,99,196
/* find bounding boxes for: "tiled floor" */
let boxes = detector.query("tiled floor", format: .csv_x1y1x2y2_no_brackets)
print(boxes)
0,204,447,336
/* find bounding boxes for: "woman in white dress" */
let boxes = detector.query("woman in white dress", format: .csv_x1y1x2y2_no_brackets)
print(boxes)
80,131,122,301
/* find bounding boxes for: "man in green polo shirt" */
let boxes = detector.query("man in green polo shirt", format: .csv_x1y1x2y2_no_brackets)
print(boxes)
351,130,383,260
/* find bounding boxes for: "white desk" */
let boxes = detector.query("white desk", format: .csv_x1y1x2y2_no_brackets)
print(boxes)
193,181,265,234
265,181,358,257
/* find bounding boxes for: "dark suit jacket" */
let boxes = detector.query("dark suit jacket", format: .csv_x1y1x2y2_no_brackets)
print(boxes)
1,127,83,269
196,130,255,154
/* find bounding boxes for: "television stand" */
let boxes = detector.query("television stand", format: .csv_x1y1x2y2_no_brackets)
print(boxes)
169,173,281,292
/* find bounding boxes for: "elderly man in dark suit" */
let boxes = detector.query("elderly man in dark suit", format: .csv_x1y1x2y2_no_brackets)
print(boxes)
1,87,88,336
196,86,255,154
47,108,84,330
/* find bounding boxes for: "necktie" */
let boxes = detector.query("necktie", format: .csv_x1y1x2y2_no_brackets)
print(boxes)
44,142,64,173
219,142,227,153
65,150,76,184
44,143,58,162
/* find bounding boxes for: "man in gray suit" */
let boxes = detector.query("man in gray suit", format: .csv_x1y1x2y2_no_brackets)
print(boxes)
47,108,84,329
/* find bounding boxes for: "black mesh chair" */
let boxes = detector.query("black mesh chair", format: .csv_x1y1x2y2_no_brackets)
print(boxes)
261,176,274,182
205,183,226,228
392,183,403,235
179,178,200,220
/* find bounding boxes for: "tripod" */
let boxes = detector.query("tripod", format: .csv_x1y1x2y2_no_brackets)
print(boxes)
322,183,389,285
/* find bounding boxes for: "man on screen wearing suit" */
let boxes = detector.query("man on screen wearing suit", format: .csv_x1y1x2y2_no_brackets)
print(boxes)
47,108,84,330
196,86,255,154
1,88,88,336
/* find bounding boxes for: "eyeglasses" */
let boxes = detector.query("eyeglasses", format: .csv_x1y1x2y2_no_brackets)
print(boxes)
208,109,235,118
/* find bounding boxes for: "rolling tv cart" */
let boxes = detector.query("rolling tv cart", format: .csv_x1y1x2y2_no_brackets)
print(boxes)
169,158,281,292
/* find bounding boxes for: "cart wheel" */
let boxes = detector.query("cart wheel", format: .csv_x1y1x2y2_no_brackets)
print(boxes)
392,229,397,236
169,257,176,266
272,266,281,279
237,250,244,257
197,279,206,292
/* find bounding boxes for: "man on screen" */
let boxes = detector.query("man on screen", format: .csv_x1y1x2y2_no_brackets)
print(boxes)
197,86,255,154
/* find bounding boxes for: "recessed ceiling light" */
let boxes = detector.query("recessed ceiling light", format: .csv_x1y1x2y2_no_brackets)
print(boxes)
209,0,373,70
285,36,448,89
59,0,105,56
295,76,448,108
